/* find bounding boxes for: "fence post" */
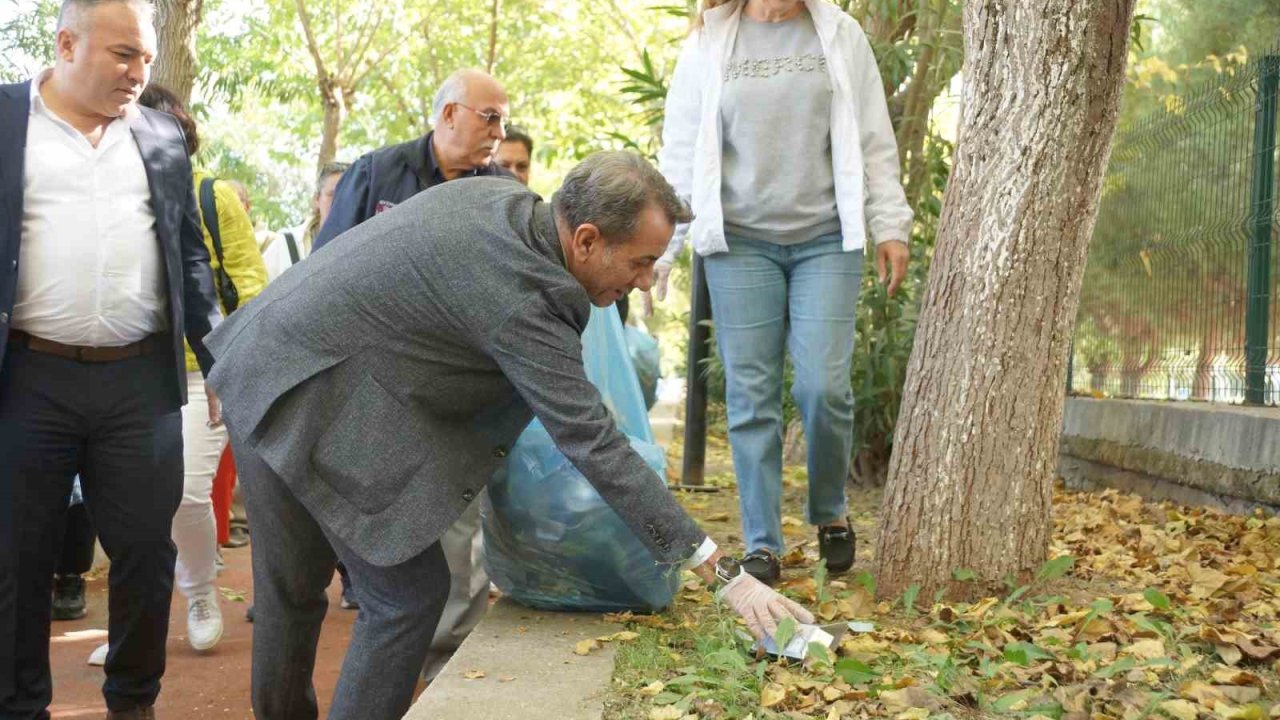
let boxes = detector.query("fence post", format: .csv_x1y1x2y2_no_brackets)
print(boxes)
1066,340,1075,395
677,252,713,490
1245,55,1279,405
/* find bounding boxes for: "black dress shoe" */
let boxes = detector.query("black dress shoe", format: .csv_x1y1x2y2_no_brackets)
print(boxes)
740,548,781,586
51,575,87,621
818,521,856,574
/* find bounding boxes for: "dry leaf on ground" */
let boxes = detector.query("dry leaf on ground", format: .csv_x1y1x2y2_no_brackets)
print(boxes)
573,639,601,656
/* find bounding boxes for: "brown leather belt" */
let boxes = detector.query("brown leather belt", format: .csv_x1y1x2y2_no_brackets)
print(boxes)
8,329,160,363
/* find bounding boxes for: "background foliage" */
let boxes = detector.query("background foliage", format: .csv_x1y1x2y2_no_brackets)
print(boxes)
3,0,1275,481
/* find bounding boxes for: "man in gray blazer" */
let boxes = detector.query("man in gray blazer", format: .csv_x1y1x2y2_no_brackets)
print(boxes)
205,151,813,719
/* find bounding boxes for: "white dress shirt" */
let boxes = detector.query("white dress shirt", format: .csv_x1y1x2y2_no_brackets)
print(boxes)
13,71,167,347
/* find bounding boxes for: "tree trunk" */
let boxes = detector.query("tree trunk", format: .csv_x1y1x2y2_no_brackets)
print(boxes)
317,84,346,169
486,0,501,74
899,1,963,209
873,0,1135,602
151,0,204,104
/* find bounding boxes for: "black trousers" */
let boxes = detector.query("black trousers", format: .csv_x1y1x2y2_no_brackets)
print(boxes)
0,343,183,719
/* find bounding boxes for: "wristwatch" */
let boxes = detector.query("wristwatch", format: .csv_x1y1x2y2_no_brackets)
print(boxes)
713,555,743,586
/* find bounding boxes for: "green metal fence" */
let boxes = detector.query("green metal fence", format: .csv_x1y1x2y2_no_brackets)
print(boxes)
1069,49,1280,405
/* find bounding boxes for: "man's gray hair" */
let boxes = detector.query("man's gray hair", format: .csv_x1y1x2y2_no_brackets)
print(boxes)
552,151,692,244
58,0,154,32
430,71,470,126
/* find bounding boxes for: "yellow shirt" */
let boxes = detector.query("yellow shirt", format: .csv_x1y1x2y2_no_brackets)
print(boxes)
185,169,268,371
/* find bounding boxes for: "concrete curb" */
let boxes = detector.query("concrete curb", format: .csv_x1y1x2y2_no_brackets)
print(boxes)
405,597,622,720
1060,397,1280,511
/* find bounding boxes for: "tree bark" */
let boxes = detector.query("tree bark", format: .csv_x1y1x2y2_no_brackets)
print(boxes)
873,0,1135,602
486,0,501,74
317,83,346,168
151,0,204,104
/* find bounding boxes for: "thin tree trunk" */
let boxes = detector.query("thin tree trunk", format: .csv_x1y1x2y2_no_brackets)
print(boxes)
486,0,501,74
874,0,1135,602
900,2,963,208
317,84,346,169
151,0,204,104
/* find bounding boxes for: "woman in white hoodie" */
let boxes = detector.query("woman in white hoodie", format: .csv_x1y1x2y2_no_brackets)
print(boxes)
657,0,913,585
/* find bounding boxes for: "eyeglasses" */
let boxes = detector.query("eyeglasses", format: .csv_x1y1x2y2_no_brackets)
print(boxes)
454,103,510,133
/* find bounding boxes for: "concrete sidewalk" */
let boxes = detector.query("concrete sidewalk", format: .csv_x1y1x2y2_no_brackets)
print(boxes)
405,597,622,720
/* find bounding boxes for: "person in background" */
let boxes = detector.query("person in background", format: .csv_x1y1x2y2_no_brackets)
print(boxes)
656,0,913,585
226,179,274,257
493,125,532,186
259,162,348,281
0,0,223,714
134,83,267,652
51,478,95,622
312,68,513,252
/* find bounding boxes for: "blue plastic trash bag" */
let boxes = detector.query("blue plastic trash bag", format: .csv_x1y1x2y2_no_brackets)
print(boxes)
483,304,681,613
624,325,661,410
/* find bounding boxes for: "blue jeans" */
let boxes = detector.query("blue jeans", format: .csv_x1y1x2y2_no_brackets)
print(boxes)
704,233,863,554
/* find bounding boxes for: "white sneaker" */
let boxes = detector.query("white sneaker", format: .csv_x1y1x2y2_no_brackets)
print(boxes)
88,642,108,666
187,592,224,651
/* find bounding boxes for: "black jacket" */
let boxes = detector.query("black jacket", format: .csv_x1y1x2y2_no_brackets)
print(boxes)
312,131,513,251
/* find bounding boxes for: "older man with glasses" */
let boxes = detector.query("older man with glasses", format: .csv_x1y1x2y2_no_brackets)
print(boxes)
312,67,516,251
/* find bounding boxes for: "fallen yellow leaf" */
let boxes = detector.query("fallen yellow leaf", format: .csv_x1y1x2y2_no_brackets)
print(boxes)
880,687,940,713
639,681,665,696
648,707,684,720
1213,668,1264,687
1217,702,1267,720
462,670,485,680
1124,638,1166,660
1188,564,1229,599
573,639,601,656
761,683,787,708
1180,681,1227,705
1218,686,1264,705
1158,699,1199,720
917,628,949,646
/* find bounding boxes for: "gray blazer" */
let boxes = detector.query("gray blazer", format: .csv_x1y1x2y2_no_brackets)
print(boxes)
206,178,706,567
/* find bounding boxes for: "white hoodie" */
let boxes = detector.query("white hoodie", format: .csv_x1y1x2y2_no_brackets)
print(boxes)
657,0,913,262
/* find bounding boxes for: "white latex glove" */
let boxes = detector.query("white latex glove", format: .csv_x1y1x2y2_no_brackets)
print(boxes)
652,261,673,302
716,571,815,640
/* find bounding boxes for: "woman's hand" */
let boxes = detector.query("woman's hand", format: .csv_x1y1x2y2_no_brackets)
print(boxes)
875,240,909,297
